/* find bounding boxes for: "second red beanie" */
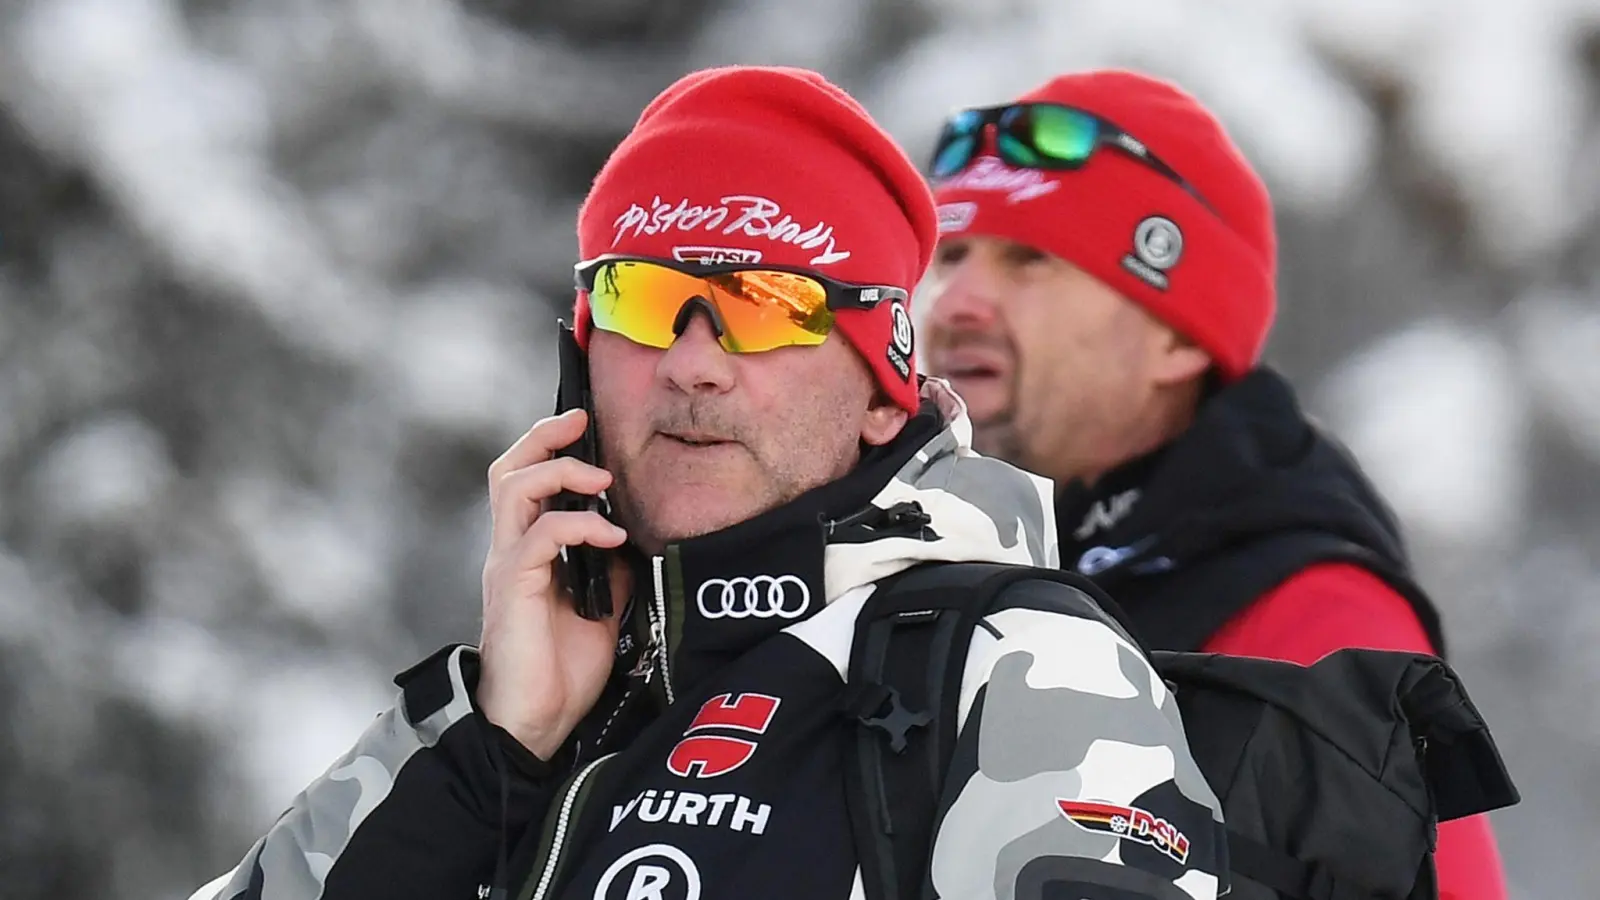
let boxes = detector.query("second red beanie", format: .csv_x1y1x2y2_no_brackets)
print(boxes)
932,70,1277,379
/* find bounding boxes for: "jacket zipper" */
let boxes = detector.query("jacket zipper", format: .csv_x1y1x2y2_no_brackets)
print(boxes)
521,556,674,899
528,752,615,900
649,555,676,706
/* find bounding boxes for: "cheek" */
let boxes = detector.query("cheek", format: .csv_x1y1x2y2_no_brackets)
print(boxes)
751,368,868,476
593,404,634,471
1005,291,1113,423
1004,289,1069,387
589,378,626,451
587,342,656,458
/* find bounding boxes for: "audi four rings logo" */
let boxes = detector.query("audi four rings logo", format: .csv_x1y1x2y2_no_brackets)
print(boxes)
696,575,811,620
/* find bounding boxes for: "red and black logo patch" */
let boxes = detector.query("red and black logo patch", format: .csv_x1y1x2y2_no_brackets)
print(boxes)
1057,799,1191,865
667,693,781,779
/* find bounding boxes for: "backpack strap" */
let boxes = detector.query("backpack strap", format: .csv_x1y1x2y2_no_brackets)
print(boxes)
841,562,1133,900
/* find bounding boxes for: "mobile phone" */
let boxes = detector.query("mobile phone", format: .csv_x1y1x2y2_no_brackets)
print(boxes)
553,318,614,620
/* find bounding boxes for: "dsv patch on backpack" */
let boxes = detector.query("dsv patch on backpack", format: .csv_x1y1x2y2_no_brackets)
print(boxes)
1057,799,1191,865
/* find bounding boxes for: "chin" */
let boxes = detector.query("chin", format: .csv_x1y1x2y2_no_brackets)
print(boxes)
629,482,773,545
647,506,753,547
948,382,1010,422
969,421,1024,465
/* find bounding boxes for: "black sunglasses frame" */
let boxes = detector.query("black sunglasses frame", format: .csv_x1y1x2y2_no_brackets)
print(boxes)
573,254,908,312
931,102,1216,213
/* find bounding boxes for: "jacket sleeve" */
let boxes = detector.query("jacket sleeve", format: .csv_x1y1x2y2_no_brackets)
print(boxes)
1204,562,1509,900
927,580,1229,900
187,645,561,900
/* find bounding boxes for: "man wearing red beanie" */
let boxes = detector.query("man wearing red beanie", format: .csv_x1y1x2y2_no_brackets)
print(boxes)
921,70,1508,899
189,66,1229,900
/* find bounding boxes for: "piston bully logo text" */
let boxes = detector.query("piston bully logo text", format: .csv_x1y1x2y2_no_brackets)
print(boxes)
696,575,810,620
934,155,1059,203
613,195,851,266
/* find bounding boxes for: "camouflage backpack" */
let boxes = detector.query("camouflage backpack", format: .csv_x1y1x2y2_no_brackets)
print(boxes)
840,563,1520,900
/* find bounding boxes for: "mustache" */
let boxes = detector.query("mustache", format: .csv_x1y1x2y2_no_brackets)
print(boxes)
924,328,1017,361
648,399,748,443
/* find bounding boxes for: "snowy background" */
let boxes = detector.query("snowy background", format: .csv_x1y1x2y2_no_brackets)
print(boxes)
1,0,1596,897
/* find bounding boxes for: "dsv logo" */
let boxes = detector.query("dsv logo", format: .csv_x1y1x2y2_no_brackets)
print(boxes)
695,575,810,620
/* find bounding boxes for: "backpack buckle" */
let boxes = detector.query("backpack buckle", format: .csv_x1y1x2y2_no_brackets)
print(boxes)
842,682,932,754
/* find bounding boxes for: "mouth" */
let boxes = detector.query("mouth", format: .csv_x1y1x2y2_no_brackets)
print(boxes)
930,348,1010,386
942,363,1003,381
660,432,734,448
937,359,1010,390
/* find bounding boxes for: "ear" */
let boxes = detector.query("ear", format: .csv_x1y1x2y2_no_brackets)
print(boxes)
860,395,910,447
1151,326,1212,387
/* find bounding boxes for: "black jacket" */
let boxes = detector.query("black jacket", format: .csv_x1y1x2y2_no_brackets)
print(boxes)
189,381,1230,900
1053,368,1445,655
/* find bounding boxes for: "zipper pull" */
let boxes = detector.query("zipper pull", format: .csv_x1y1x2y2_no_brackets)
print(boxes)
883,501,933,530
825,501,934,541
628,639,657,682
628,581,668,684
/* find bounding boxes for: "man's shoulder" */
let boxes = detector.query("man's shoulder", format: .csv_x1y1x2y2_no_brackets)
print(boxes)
1211,561,1438,661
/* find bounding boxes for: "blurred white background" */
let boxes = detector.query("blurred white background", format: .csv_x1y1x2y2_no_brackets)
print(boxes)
0,1,1596,897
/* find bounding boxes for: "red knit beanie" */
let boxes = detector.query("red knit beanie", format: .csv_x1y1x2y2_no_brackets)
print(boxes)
574,66,939,412
931,70,1277,379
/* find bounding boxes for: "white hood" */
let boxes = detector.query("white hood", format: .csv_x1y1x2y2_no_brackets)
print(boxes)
823,377,1061,601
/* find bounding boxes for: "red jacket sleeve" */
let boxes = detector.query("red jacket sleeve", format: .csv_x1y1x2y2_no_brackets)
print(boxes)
1203,563,1507,900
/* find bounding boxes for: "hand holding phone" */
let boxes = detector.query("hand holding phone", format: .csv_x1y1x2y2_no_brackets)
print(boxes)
474,321,628,757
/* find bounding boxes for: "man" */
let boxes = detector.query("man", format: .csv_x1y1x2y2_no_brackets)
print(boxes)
919,69,1507,898
189,66,1228,900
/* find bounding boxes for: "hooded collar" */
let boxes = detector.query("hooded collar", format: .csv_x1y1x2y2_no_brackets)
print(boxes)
1053,367,1412,584
629,377,1059,699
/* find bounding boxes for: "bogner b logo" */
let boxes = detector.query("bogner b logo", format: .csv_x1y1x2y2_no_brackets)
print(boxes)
593,844,702,900
667,693,781,779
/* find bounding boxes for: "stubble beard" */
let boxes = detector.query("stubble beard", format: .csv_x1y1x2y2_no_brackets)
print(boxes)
967,365,1026,466
606,439,787,554
970,414,1024,464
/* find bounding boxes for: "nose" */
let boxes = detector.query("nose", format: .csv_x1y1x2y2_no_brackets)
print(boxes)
922,252,1004,334
656,301,736,395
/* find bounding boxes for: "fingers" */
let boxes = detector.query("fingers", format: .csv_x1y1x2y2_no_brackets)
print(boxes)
488,409,589,487
486,510,628,595
524,510,628,562
489,455,614,551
